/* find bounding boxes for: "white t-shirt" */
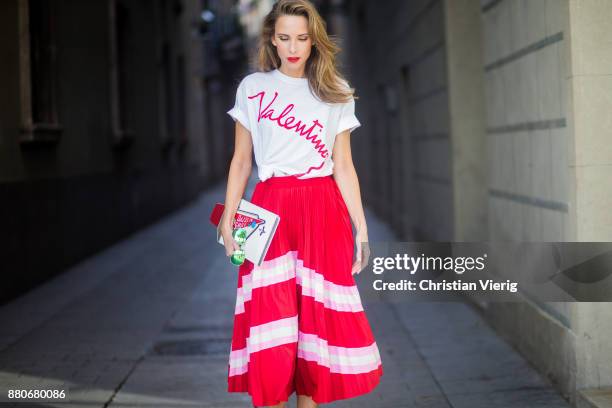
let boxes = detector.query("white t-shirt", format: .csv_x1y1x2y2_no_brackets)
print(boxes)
227,68,361,182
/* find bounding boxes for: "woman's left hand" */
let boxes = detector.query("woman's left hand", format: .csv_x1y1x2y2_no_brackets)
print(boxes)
352,228,370,275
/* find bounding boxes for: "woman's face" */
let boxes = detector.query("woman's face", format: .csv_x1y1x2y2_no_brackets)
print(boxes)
271,14,313,75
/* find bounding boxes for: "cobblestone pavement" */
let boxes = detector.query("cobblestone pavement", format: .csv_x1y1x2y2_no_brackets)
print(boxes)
0,174,571,408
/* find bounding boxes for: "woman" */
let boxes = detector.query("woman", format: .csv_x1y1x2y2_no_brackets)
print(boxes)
219,1,383,406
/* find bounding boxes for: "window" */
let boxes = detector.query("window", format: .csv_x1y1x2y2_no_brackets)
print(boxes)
109,0,134,149
19,0,62,147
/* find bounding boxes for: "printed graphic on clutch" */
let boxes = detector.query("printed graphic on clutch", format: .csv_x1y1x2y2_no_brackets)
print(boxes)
234,211,267,241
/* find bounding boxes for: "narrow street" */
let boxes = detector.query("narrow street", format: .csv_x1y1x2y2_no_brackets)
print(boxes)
0,173,570,408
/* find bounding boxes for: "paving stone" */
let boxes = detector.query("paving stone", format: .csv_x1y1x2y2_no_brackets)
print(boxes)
448,387,571,408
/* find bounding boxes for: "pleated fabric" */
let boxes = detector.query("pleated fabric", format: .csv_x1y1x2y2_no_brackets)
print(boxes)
227,175,383,407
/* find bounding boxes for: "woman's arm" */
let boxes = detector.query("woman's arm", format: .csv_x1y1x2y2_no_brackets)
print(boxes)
332,130,367,234
332,130,370,273
219,121,253,256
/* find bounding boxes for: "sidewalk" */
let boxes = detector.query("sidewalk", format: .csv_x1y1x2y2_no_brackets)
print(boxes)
0,174,571,408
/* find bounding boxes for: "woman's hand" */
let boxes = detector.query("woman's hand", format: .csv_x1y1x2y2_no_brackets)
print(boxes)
219,221,241,259
351,228,370,275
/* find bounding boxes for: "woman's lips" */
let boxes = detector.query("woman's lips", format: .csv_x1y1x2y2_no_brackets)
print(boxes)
287,57,300,63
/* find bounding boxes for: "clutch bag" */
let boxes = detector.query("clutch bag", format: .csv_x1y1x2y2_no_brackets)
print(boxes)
209,199,280,266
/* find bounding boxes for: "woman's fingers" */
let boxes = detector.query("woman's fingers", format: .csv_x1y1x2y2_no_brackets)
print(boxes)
361,244,371,269
229,240,240,255
351,261,358,275
352,238,362,274
224,238,237,256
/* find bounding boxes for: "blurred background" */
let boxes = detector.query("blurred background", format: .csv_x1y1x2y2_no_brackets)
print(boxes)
0,0,611,407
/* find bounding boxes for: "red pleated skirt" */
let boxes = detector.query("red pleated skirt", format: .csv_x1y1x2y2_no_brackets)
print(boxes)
227,175,383,407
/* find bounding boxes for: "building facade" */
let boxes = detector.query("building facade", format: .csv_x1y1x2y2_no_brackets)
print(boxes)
338,0,612,405
0,0,246,304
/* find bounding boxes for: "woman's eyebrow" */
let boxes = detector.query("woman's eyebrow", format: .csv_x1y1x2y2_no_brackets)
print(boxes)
277,33,309,36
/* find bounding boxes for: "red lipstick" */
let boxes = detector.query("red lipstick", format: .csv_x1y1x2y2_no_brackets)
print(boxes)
287,57,300,63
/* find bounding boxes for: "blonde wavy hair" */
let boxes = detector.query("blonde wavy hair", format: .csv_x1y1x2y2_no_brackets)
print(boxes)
256,0,357,104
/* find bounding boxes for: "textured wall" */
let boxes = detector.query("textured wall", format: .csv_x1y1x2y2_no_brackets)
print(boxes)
481,0,570,242
566,0,612,395
346,0,452,241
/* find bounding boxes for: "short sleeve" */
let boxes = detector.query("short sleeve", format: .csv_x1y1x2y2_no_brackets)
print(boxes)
227,79,251,132
336,96,361,136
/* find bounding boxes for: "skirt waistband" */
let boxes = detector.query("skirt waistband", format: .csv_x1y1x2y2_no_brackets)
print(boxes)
259,175,333,187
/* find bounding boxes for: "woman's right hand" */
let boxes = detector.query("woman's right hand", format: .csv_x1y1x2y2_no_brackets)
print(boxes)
219,223,241,258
